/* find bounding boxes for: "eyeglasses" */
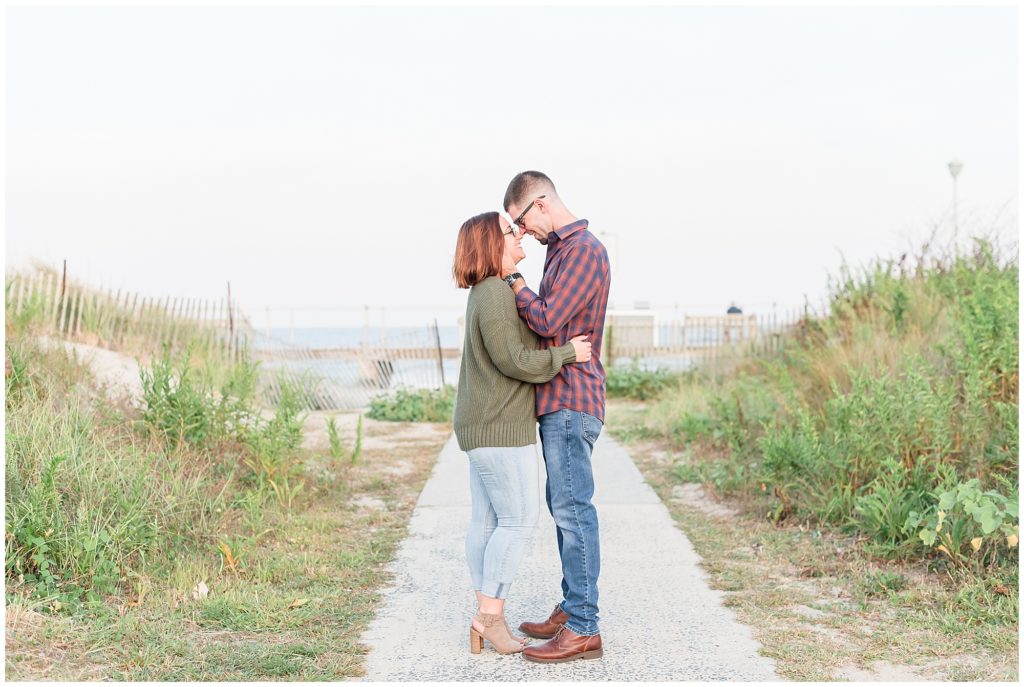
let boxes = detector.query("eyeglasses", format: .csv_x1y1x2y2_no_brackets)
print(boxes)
501,222,521,237
512,194,546,228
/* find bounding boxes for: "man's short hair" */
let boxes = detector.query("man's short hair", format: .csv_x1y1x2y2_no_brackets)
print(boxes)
504,171,556,212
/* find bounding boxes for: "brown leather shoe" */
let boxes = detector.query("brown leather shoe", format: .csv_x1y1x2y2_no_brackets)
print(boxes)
518,604,569,639
522,626,603,663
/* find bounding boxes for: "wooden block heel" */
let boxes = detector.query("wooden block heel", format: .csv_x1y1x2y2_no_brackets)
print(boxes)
470,612,526,654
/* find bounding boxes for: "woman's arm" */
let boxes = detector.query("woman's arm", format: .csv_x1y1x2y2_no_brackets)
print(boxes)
476,285,577,383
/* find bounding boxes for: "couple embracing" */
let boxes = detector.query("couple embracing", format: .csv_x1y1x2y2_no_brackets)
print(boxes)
452,171,611,663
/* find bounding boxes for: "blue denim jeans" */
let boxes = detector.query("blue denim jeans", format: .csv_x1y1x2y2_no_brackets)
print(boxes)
538,409,603,636
465,445,540,599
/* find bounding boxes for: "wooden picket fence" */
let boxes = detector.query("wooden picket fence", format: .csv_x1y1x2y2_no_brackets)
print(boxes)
605,310,806,371
5,266,249,363
6,264,811,410
251,322,455,411
5,265,453,412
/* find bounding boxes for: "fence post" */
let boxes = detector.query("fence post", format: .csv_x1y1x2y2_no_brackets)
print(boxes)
57,260,67,330
433,319,446,389
44,273,56,330
227,282,234,339
73,288,85,337
124,292,136,344
59,284,72,336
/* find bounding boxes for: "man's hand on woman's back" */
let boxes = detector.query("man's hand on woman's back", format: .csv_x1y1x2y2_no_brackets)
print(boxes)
569,335,591,363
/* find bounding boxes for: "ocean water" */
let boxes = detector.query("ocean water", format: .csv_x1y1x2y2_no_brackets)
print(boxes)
250,326,461,407
253,326,461,350
249,325,712,409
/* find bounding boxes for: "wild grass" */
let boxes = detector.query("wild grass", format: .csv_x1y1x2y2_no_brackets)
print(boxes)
5,308,450,679
4,336,309,614
612,397,1018,680
618,236,1018,571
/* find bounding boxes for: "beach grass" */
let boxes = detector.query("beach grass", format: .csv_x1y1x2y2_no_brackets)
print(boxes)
5,319,450,679
605,234,1018,680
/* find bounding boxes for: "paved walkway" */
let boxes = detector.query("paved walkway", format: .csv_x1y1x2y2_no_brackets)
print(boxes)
360,433,779,681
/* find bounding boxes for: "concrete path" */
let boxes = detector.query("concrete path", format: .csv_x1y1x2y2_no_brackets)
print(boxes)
360,433,779,681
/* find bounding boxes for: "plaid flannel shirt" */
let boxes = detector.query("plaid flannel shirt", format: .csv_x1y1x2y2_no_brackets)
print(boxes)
515,219,611,422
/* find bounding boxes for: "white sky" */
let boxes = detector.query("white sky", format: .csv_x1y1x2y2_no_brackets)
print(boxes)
6,4,1019,327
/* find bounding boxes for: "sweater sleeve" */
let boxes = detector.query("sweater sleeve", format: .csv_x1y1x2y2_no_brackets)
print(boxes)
478,284,577,383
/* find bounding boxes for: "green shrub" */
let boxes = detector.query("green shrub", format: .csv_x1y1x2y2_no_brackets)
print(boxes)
140,345,214,447
606,362,675,400
368,386,455,423
639,237,1018,562
5,341,233,610
242,378,305,506
671,412,716,442
905,478,1019,570
853,458,939,556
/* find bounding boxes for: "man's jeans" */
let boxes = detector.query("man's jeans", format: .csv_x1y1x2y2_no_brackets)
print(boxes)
538,409,603,637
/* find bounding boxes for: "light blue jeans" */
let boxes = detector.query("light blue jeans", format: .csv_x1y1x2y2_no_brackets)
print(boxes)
465,445,540,599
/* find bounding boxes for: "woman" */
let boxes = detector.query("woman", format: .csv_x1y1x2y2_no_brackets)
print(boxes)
452,211,591,655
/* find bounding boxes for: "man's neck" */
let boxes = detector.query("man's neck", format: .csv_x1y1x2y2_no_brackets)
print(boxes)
551,211,579,231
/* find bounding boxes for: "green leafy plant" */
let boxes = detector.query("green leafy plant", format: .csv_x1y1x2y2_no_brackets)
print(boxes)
905,478,1019,569
606,362,675,400
242,380,306,508
367,386,455,422
861,570,908,596
326,416,345,459
140,345,213,447
351,415,363,466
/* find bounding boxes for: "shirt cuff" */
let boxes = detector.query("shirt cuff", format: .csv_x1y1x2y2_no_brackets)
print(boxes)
553,342,577,366
514,285,538,312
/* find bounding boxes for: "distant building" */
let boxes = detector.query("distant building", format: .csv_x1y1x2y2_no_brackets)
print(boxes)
724,303,744,342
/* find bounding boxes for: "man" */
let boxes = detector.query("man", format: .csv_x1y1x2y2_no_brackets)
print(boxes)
499,171,611,663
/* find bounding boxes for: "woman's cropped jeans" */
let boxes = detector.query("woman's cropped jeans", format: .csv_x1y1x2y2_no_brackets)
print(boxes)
465,444,539,599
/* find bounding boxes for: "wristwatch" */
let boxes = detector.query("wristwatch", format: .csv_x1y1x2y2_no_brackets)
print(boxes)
503,272,523,288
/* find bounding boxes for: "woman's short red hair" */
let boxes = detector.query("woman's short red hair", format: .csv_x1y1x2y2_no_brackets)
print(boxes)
453,212,503,289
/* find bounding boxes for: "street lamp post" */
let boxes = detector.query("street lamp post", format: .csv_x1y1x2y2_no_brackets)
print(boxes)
948,158,964,233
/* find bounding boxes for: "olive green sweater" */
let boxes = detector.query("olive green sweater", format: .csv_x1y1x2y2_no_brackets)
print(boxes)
453,277,576,452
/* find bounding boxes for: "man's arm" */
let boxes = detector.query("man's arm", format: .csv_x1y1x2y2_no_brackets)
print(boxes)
511,244,607,339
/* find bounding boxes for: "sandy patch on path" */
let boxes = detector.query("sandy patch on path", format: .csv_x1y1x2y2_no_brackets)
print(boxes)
835,661,929,681
301,410,450,454
670,482,741,519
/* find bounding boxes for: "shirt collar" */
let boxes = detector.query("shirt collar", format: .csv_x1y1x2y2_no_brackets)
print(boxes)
549,219,589,245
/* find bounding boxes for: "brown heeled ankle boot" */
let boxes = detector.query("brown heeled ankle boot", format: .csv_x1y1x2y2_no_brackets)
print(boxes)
469,612,526,655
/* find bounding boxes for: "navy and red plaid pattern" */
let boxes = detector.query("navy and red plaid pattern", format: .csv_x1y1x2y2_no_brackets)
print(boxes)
515,220,611,422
